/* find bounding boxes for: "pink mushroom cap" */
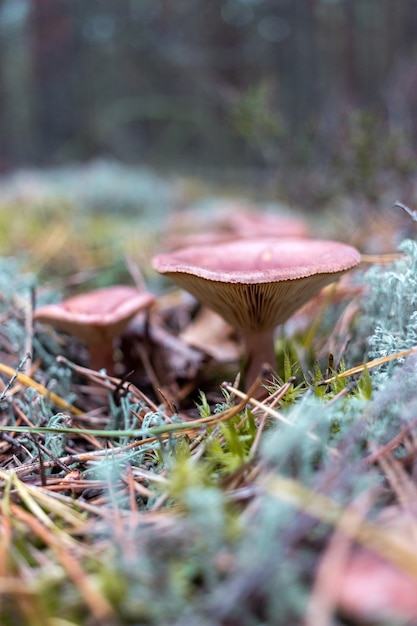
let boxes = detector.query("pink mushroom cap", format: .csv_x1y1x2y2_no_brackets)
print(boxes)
164,207,310,250
152,238,361,332
34,285,156,374
34,286,155,344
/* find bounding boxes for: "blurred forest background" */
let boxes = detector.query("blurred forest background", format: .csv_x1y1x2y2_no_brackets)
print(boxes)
1,0,417,207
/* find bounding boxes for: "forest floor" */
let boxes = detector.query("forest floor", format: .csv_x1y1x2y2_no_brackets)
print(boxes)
0,158,417,625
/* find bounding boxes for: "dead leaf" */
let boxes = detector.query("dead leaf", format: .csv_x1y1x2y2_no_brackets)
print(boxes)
180,307,240,363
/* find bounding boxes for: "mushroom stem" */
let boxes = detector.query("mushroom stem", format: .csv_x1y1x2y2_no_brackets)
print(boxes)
88,342,115,376
243,329,277,392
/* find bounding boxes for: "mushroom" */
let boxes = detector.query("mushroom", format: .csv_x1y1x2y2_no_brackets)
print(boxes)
230,209,310,239
164,205,310,250
152,238,361,391
34,285,155,375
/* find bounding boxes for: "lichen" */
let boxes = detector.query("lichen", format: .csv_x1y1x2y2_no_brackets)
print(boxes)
356,239,417,384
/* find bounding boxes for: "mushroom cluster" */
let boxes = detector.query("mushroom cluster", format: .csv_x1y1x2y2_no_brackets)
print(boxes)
34,206,361,399
152,238,361,390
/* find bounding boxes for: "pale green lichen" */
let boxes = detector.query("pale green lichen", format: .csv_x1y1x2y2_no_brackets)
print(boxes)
356,239,417,383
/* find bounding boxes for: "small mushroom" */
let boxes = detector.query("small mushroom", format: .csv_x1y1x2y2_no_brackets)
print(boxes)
34,285,155,375
152,238,361,390
164,205,310,249
230,209,310,239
